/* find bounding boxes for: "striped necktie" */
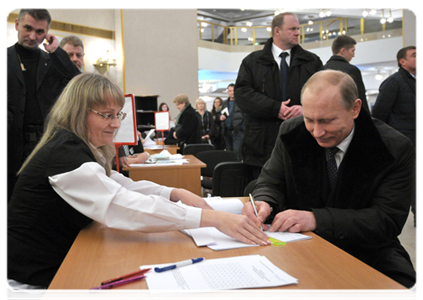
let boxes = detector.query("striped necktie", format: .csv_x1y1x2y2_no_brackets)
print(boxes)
327,147,339,190
279,52,289,101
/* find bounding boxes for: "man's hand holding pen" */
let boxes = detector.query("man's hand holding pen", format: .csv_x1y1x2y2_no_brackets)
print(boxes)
243,200,317,233
242,200,272,231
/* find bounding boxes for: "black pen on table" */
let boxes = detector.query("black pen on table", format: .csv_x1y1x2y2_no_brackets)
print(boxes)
249,193,263,231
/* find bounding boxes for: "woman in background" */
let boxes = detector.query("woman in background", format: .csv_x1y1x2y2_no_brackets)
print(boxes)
170,94,202,149
210,97,226,150
8,74,270,289
195,98,213,144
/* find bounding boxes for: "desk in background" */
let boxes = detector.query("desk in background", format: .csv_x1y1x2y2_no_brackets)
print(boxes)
123,155,205,196
48,197,406,290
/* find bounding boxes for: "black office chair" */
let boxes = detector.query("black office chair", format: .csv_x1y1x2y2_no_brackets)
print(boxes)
183,143,215,156
243,179,258,196
212,162,254,197
196,150,238,192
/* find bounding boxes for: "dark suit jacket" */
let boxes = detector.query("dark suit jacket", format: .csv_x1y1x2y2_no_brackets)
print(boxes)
324,55,370,112
8,44,80,197
254,109,415,288
372,67,416,145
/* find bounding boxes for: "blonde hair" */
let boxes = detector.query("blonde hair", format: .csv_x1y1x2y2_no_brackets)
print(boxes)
173,94,190,105
19,73,125,176
195,97,205,109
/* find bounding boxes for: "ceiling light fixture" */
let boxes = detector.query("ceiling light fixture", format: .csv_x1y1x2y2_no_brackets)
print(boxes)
375,69,383,80
380,9,386,24
362,9,369,17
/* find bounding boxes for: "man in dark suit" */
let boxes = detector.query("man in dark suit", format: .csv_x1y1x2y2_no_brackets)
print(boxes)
243,70,415,288
372,46,420,228
235,12,323,178
324,35,369,112
8,9,80,201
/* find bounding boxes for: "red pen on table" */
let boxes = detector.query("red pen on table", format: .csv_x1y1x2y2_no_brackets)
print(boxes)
100,268,151,285
90,275,146,290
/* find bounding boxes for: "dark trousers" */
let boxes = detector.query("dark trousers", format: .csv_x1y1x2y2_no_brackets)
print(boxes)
223,129,243,161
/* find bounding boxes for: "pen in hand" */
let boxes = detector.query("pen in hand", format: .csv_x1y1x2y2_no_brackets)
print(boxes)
249,193,263,231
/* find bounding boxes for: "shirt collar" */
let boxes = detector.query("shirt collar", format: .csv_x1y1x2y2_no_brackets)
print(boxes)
336,124,355,154
272,43,291,62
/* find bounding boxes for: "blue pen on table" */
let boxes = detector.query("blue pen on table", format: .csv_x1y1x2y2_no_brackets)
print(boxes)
90,275,146,290
154,257,204,273
249,193,263,231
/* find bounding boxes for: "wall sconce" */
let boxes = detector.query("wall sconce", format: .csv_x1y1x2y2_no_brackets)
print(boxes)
93,50,116,74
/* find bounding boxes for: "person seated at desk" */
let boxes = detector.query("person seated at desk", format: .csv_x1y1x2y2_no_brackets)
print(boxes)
7,73,270,289
118,130,149,168
242,70,416,288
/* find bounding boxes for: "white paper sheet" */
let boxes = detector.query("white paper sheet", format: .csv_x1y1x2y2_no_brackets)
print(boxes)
142,255,298,291
204,197,243,214
183,227,310,251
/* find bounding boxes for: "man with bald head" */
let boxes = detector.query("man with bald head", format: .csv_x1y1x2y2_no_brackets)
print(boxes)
242,70,415,288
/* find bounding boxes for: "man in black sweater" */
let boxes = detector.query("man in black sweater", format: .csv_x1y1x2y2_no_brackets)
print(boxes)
7,9,80,201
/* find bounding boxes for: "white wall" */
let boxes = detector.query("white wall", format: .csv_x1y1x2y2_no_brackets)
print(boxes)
122,9,199,120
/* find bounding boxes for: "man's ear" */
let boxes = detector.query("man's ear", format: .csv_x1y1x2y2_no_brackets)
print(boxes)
352,99,362,119
398,58,406,68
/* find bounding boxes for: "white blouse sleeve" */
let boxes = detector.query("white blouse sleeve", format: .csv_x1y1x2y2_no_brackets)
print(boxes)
48,162,202,232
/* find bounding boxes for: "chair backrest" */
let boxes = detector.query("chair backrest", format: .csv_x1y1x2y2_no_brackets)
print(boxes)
183,143,215,156
212,162,254,197
243,179,258,196
196,150,238,177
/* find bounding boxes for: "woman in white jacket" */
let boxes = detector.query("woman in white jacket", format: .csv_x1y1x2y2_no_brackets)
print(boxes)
8,73,270,289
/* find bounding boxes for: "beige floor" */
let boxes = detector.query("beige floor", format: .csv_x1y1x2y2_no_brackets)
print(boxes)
398,209,416,269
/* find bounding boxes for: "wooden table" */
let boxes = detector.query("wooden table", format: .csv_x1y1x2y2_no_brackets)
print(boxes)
49,198,406,291
143,144,179,155
123,155,205,196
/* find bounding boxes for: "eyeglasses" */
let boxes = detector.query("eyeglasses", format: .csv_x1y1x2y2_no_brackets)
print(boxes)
90,109,127,122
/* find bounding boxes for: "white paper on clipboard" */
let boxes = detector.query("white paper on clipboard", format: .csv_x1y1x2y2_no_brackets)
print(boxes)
155,111,170,131
114,94,137,145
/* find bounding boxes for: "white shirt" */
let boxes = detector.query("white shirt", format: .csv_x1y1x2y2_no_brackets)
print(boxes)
272,43,291,68
5,162,202,294
49,162,202,232
329,125,355,168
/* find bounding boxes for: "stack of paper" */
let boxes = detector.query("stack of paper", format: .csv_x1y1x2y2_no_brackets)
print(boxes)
130,152,189,166
142,255,298,290
182,227,311,251
181,197,311,250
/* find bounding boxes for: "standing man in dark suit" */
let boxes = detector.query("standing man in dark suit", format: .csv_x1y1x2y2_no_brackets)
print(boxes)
235,12,323,178
372,46,420,228
8,9,80,201
324,35,370,112
242,70,415,288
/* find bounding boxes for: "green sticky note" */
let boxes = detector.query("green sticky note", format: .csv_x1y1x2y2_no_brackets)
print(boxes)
268,237,286,246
